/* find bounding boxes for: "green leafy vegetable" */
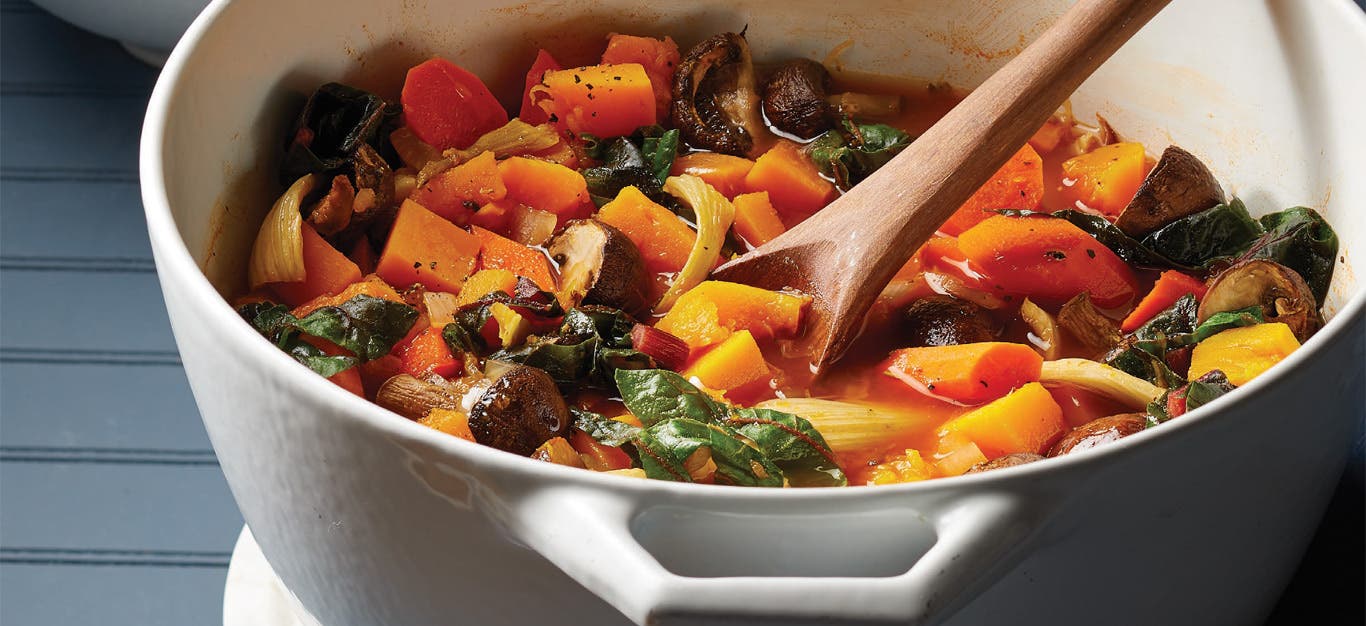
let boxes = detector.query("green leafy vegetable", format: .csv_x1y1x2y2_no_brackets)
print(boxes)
281,82,400,185
1146,370,1235,425
724,408,847,487
614,369,729,427
237,296,418,377
1105,341,1185,389
493,306,654,391
1233,207,1338,305
635,418,785,487
571,408,641,447
581,126,683,206
1139,199,1264,267
1132,294,1199,342
1183,306,1265,345
807,121,911,188
292,295,420,361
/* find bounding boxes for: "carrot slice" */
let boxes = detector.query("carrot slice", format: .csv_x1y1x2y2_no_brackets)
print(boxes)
1060,142,1147,217
743,140,835,225
885,342,1043,405
470,226,557,292
269,222,362,307
533,64,657,138
597,185,696,275
939,144,1044,236
938,382,1065,458
375,199,481,294
957,215,1140,308
409,151,506,226
601,34,680,121
519,49,562,124
1120,270,1209,332
670,152,755,199
731,191,787,247
497,156,591,222
570,430,634,471
401,57,509,150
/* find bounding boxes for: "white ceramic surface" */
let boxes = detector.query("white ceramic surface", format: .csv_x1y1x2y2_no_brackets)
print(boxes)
223,526,322,626
141,1,1366,624
30,0,209,64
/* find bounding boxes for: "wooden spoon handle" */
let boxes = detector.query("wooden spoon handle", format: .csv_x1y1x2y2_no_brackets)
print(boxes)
817,0,1171,274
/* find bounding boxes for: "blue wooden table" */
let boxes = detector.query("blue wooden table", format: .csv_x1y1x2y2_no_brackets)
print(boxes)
0,2,1359,624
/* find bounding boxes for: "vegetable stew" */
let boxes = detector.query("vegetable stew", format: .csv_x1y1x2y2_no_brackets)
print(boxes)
234,31,1340,487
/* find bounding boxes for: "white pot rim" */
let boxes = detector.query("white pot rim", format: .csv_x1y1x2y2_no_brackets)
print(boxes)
140,0,1366,502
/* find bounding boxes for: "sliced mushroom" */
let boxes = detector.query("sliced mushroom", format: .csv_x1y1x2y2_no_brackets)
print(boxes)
901,295,999,348
761,59,836,139
1048,413,1147,456
376,374,463,421
1115,145,1226,237
327,143,398,249
1056,292,1122,356
671,33,773,158
1197,259,1321,341
964,453,1044,474
306,174,356,236
467,365,571,456
547,219,651,318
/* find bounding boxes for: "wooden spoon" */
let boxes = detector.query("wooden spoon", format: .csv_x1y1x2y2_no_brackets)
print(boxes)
711,0,1171,373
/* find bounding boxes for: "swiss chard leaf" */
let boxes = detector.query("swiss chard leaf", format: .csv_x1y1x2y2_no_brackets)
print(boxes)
808,121,911,188
293,294,420,361
1105,340,1185,388
614,369,730,427
1183,306,1265,345
562,307,635,349
281,83,400,185
1234,207,1338,305
1132,294,1199,342
641,128,681,183
492,306,653,390
582,127,682,205
1139,199,1263,267
635,418,785,487
1147,370,1235,425
237,301,366,378
724,408,846,487
571,408,641,447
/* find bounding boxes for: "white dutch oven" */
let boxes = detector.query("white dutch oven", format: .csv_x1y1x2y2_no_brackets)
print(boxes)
140,1,1366,624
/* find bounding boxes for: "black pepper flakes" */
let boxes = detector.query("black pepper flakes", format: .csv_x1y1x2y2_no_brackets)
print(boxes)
412,261,422,269
548,113,559,123
573,74,581,84
1045,250,1066,260
1086,249,1096,258
429,261,437,270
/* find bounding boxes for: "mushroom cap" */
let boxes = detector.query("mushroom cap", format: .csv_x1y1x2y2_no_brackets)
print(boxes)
1115,145,1226,237
761,58,835,139
1047,413,1147,457
901,295,999,347
1198,259,1321,342
547,219,652,319
468,365,571,456
670,32,771,157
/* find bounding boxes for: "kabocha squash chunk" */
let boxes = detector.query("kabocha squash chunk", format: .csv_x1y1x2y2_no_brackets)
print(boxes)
731,191,787,247
884,342,1043,405
409,151,506,224
1060,142,1147,217
670,152,756,199
682,330,771,396
291,274,404,318
601,34,681,121
597,186,697,275
471,226,557,292
938,382,1065,459
420,408,476,442
269,222,363,307
939,144,1044,236
497,156,592,221
455,269,519,307
743,140,835,225
1188,323,1300,386
376,199,480,295
532,64,657,139
655,281,811,350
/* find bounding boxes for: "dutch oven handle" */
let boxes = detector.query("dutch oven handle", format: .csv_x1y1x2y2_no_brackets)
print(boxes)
508,486,1041,625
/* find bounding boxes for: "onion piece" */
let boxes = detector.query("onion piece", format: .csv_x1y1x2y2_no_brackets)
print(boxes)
423,291,460,328
1038,358,1163,410
1019,298,1062,360
509,205,558,246
248,174,316,289
449,119,561,163
656,175,735,312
